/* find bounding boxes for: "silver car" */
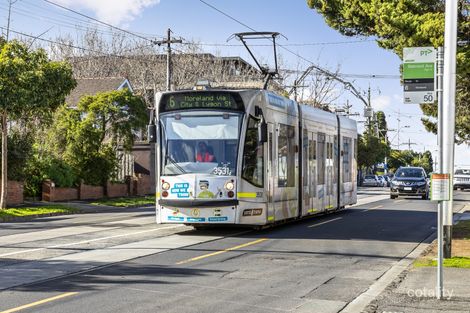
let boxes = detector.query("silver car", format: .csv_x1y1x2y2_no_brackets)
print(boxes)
362,175,381,187
454,168,470,191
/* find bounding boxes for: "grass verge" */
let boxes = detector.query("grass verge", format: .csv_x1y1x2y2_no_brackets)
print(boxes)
414,219,470,268
0,205,79,219
91,196,155,207
414,257,470,269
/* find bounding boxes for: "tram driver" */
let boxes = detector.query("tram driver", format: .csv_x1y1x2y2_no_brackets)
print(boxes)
196,142,216,162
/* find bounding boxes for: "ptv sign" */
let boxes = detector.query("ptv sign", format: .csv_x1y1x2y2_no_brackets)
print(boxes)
403,47,436,104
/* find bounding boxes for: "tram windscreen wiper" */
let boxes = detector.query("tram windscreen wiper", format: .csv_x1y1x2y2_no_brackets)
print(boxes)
165,154,187,175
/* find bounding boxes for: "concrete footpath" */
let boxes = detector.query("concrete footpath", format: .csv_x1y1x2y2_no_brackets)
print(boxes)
366,208,470,313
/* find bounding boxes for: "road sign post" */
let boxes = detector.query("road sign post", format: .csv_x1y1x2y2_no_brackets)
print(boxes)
403,47,436,104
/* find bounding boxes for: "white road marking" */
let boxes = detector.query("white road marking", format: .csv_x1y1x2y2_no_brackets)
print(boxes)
0,225,184,258
308,217,342,228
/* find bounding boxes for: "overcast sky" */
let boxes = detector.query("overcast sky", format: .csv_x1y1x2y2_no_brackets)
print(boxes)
2,0,468,168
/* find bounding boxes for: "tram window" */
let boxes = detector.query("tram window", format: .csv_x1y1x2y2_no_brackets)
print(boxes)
278,124,295,187
242,116,264,187
343,137,352,182
317,134,325,185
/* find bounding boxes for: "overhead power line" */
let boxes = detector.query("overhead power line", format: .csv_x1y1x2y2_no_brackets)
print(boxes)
1,26,164,62
42,0,156,43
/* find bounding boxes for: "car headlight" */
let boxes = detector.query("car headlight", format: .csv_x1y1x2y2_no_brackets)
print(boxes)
415,181,426,186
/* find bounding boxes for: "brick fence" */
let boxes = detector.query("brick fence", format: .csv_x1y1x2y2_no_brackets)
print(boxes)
1,181,24,205
42,175,151,202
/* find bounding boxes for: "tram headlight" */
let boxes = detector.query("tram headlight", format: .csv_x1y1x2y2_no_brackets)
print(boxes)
224,181,234,191
162,182,171,190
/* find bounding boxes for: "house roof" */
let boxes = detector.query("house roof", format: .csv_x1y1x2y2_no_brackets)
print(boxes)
66,77,132,107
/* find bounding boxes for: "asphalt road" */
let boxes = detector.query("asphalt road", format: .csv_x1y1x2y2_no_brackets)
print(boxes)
0,188,468,313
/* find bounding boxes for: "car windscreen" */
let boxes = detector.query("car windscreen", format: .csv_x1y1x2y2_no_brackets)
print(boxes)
455,169,470,175
395,168,424,178
364,175,375,179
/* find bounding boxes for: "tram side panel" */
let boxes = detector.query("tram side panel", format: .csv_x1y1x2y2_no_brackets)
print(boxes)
338,116,358,206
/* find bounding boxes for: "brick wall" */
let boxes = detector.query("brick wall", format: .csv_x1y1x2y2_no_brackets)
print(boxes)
79,183,104,200
134,175,153,196
4,181,24,205
42,180,78,202
106,182,128,198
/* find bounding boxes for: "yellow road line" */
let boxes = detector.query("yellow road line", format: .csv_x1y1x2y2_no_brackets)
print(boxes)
0,292,78,313
176,238,268,265
362,205,383,212
308,217,342,228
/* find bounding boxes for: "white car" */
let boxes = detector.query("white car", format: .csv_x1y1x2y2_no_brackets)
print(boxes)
362,175,381,187
454,168,470,191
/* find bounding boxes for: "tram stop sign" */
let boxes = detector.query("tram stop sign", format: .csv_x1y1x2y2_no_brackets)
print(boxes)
403,47,436,104
430,173,451,201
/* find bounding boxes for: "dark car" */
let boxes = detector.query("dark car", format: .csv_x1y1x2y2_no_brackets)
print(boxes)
390,167,429,200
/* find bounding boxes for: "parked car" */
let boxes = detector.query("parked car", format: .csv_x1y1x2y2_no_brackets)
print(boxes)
377,175,387,187
362,175,381,187
390,167,429,199
381,175,391,187
454,168,470,191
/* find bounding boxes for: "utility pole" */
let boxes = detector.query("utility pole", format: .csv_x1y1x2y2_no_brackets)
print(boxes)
155,28,182,91
436,46,444,300
442,0,458,259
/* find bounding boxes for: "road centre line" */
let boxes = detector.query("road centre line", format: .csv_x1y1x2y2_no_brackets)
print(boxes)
362,205,383,212
0,224,184,258
176,238,268,265
307,217,342,228
0,292,78,313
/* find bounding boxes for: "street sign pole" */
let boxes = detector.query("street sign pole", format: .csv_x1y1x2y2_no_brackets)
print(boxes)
442,0,458,260
436,46,444,300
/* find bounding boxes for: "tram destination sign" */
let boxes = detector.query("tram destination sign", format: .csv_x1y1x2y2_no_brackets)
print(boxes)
160,92,243,112
403,47,436,104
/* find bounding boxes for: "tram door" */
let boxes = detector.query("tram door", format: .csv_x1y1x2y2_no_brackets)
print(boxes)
308,132,318,214
317,133,326,211
266,123,275,223
326,135,334,210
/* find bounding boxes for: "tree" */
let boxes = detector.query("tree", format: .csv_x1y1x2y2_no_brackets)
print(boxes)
0,39,76,208
357,132,389,171
47,89,147,185
307,0,470,144
376,111,388,140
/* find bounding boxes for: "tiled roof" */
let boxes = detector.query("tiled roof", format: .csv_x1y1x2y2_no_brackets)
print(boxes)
66,77,130,107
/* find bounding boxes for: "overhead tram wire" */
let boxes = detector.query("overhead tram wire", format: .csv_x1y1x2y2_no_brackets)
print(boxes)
179,39,376,47
197,0,372,107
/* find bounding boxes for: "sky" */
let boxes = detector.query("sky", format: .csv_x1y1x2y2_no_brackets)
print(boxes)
1,0,469,168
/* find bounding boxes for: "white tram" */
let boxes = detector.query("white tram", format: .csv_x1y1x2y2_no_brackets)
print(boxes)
148,88,357,227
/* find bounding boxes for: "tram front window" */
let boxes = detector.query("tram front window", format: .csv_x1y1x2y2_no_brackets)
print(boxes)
161,112,241,176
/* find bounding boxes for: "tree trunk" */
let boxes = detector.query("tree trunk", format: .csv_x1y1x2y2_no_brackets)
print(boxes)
0,111,8,209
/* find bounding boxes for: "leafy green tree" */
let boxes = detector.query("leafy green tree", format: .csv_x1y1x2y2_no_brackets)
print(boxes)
387,149,433,173
307,0,470,144
357,132,389,170
47,89,147,186
0,38,76,208
376,111,388,141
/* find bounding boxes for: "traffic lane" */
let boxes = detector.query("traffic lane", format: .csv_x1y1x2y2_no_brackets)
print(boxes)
0,207,154,237
0,199,438,313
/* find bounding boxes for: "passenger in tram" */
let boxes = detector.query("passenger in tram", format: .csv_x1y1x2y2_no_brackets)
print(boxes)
196,142,215,162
